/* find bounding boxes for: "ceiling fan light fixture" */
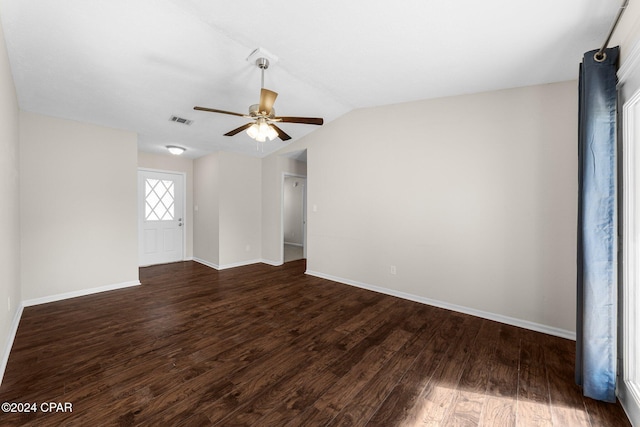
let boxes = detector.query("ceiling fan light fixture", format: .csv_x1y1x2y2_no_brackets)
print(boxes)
246,123,260,139
166,145,186,155
265,125,278,141
246,119,278,142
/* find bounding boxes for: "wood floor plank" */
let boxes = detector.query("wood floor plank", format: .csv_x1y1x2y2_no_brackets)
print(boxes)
441,319,501,426
218,340,343,426
0,260,631,426
393,314,483,426
282,326,414,426
478,324,520,427
542,334,593,426
249,305,435,426
140,284,384,425
218,299,414,426
366,310,466,426
517,339,553,426
325,305,447,427
583,396,632,427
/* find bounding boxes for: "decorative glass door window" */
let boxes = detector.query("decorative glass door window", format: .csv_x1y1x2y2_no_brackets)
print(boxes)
145,179,175,221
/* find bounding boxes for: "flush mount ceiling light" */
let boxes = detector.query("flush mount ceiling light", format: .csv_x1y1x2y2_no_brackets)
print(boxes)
166,145,186,155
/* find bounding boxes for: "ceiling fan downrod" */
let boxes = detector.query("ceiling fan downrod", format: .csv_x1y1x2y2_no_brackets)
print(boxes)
256,58,269,88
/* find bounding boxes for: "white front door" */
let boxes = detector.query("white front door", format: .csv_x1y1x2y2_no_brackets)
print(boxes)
138,170,184,266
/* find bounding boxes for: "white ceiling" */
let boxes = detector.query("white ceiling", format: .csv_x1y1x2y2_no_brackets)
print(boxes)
0,0,620,158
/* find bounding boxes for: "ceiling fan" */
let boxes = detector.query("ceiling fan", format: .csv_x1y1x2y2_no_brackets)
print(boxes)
194,57,323,142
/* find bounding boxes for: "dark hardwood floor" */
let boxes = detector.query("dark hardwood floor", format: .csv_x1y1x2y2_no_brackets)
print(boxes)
0,260,631,426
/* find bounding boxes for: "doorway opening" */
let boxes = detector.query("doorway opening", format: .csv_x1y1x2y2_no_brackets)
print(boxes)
283,174,307,263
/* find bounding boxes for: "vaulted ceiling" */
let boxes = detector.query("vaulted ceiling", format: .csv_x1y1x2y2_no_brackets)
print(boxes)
0,0,620,158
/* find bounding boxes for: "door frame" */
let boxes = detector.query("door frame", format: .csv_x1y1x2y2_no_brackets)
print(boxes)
619,39,640,424
621,86,640,425
138,168,187,266
281,172,307,264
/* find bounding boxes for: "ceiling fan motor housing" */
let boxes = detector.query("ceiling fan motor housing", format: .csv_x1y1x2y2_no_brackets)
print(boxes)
256,58,269,69
249,103,275,118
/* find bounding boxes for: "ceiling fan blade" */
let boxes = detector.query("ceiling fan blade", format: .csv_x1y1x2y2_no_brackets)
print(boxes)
194,106,246,117
270,124,292,141
276,116,324,125
224,122,254,136
259,89,278,115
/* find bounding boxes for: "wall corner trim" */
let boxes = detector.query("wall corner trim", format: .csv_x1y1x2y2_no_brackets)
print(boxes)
305,270,576,341
0,304,24,386
22,280,141,308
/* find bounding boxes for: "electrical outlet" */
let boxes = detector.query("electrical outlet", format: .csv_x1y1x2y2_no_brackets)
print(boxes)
390,265,397,275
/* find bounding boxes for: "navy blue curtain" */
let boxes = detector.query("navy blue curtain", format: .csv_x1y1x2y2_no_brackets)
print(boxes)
576,46,619,403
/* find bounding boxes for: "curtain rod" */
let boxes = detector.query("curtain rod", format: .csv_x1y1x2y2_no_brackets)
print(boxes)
595,0,629,61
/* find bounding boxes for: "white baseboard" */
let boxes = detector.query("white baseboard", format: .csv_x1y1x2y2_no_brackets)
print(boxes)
284,242,303,247
22,280,141,307
219,259,264,270
139,258,193,268
305,270,576,341
0,303,24,386
194,257,271,270
619,380,640,427
193,257,220,270
194,257,285,269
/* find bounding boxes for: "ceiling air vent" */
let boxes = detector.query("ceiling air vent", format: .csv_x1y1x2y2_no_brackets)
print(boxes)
169,115,193,126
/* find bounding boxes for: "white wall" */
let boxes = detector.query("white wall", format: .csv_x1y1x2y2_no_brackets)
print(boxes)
0,3,22,380
193,153,220,266
193,151,262,268
261,155,307,264
275,81,578,334
218,152,261,266
138,151,194,260
20,111,139,301
284,176,305,245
